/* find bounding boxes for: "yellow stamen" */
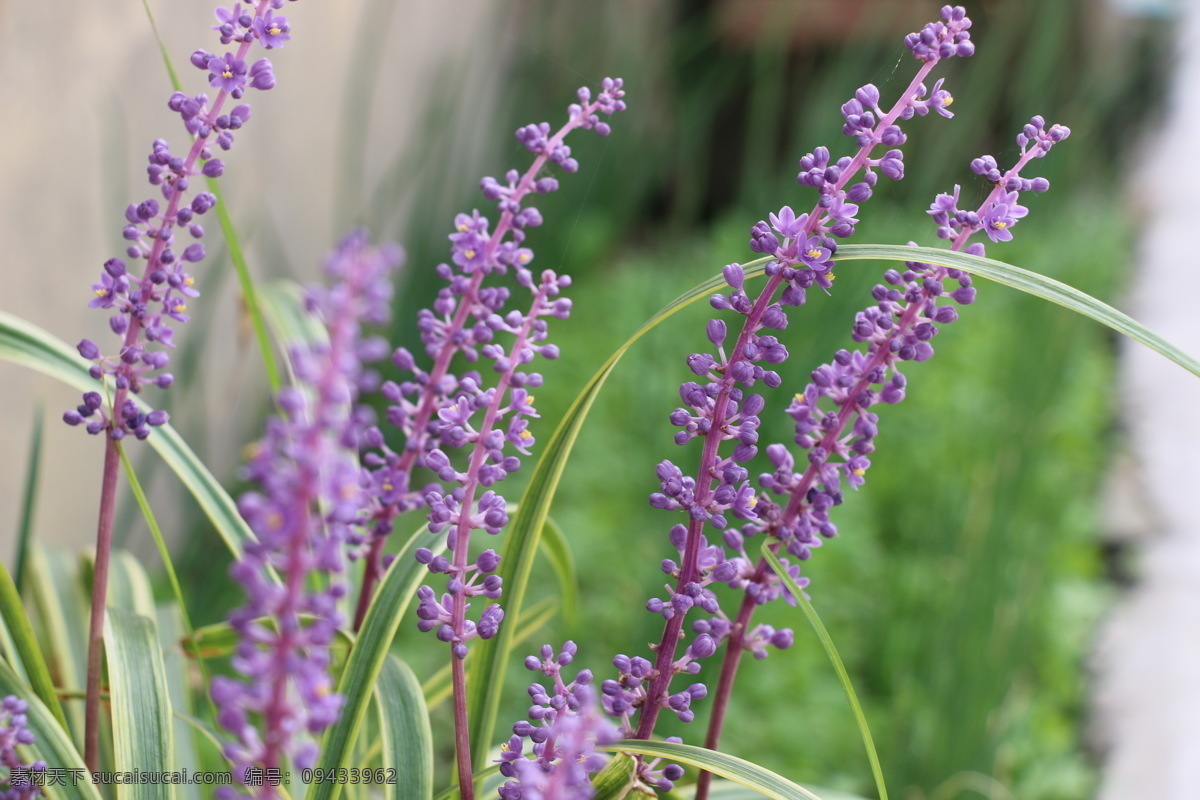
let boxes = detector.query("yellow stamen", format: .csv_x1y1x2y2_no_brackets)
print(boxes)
173,303,187,313
943,95,954,107
793,392,805,403
265,510,283,530
184,276,195,287
382,482,394,493
747,496,757,508
222,68,234,79
852,468,866,477
806,248,823,260
526,395,535,405
994,221,1008,229
94,289,109,297
826,272,837,282
464,249,476,260
518,252,532,263
457,223,469,232
518,430,533,441
269,25,282,35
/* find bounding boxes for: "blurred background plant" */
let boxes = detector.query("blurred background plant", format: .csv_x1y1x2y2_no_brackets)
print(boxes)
0,1,1175,798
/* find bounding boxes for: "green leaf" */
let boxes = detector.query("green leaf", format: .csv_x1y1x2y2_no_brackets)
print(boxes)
589,752,638,800
0,657,103,799
0,312,271,576
0,558,67,730
105,607,174,799
257,279,331,385
538,516,578,624
27,544,89,740
140,0,281,395
13,405,43,593
762,544,886,800
158,607,204,800
309,523,444,800
833,243,1200,378
376,655,433,800
601,740,826,800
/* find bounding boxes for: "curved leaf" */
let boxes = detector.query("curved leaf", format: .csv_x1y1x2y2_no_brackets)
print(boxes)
105,607,174,799
834,243,1200,377
0,559,67,729
309,523,444,800
376,655,432,800
257,279,330,386
601,740,825,800
762,544,885,800
27,545,89,740
0,657,103,800
0,311,269,575
538,516,578,625
590,752,637,800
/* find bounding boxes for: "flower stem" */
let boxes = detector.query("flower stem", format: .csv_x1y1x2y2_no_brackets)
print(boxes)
452,655,475,800
83,433,121,771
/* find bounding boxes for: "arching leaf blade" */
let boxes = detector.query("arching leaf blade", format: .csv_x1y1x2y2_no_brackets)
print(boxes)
0,311,269,575
104,607,174,799
762,544,886,800
834,243,1200,378
600,740,827,800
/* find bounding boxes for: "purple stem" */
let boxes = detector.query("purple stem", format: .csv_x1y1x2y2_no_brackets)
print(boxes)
83,435,121,771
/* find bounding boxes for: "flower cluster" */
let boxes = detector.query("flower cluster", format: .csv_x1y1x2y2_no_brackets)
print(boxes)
211,232,399,798
612,10,976,765
0,696,44,799
497,643,617,800
64,0,297,440
356,80,625,659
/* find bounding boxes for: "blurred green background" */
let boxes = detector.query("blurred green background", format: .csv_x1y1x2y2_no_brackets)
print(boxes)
145,0,1167,798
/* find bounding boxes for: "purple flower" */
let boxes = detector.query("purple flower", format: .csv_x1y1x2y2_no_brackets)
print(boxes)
213,232,401,799
980,190,1028,242
253,11,290,48
0,696,46,799
498,645,617,800
66,0,299,441
208,53,248,92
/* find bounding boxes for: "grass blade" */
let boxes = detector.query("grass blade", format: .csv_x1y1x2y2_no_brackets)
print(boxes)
0,311,271,576
0,559,67,730
0,658,103,800
13,405,43,593
762,544,886,800
309,523,444,800
601,740,826,800
834,243,1200,378
538,516,578,625
27,545,90,741
376,655,433,800
117,444,213,704
105,607,174,799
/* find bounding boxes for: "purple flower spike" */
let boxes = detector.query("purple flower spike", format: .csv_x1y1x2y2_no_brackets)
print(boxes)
617,7,976,754
0,696,46,798
213,232,401,799
498,646,617,800
67,0,302,441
